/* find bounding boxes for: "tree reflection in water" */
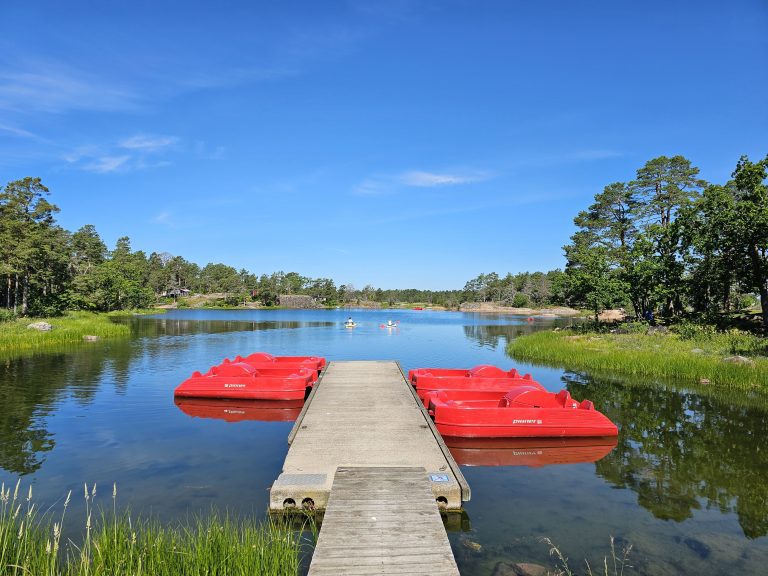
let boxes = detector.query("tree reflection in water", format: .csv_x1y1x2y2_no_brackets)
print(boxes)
564,371,768,539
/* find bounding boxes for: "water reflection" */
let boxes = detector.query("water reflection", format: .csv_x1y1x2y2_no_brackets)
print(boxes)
174,398,303,422
564,371,768,539
126,318,336,338
447,437,617,467
0,350,119,475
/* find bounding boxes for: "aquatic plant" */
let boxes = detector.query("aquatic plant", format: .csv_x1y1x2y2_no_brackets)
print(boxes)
0,480,303,575
507,329,768,390
543,536,632,576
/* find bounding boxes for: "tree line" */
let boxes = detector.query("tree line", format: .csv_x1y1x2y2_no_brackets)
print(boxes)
558,154,768,332
0,178,561,315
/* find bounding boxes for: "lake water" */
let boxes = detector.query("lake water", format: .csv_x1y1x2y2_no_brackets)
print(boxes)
2,308,767,575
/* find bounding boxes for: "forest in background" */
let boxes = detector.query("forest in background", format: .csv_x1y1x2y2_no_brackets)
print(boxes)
0,178,564,316
1,151,766,333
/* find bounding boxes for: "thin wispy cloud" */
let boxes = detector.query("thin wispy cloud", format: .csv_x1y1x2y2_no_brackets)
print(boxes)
0,123,44,141
119,134,178,151
64,133,180,173
0,58,142,114
353,169,492,195
82,155,131,173
400,171,489,187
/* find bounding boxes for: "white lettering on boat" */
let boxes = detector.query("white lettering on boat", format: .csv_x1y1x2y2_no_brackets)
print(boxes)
224,384,246,388
512,419,543,425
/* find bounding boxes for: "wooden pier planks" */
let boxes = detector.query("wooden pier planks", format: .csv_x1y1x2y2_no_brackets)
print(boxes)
270,360,469,511
308,466,460,576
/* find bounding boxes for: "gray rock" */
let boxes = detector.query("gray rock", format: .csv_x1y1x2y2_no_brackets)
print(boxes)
699,378,711,385
26,321,52,331
83,335,99,342
690,348,704,354
491,562,550,576
723,355,754,365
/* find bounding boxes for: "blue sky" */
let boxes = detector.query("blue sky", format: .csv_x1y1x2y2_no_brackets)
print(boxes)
1,0,766,290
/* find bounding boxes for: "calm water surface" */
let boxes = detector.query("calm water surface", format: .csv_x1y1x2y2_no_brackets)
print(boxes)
1,309,767,575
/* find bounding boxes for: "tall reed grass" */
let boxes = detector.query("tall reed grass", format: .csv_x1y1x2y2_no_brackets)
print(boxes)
507,329,768,390
0,312,130,358
0,480,303,575
543,536,632,576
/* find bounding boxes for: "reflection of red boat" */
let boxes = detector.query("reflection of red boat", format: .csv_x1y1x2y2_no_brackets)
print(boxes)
175,398,303,422
231,352,326,374
427,387,618,438
409,366,544,406
174,362,315,400
445,436,618,467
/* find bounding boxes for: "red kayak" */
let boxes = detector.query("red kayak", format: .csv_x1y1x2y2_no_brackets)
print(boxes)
445,436,618,467
174,397,303,422
174,362,315,400
233,352,326,374
427,387,618,438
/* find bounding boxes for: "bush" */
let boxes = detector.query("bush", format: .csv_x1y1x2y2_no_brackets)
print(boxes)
0,309,16,323
674,321,717,341
512,293,530,307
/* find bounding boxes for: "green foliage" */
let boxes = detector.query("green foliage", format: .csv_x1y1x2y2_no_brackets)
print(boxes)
0,309,15,323
507,329,768,389
0,481,302,575
563,153,768,331
461,269,564,307
0,312,130,358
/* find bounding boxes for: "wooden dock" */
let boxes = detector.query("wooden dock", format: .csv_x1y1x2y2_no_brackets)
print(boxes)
269,360,469,574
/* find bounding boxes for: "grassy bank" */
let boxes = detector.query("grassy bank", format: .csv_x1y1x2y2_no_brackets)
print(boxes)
507,327,768,390
0,311,132,357
1,481,303,575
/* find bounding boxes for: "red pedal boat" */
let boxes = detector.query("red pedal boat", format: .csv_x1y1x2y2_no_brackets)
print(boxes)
174,397,303,422
408,364,522,384
445,436,618,467
409,365,544,406
427,387,618,438
174,362,315,400
233,352,326,374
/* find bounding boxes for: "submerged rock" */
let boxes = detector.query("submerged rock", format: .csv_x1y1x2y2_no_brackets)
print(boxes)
684,537,711,559
460,538,483,554
27,321,52,331
491,561,550,576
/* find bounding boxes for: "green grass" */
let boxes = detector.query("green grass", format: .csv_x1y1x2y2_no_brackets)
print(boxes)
1,481,304,576
0,312,131,357
507,328,768,390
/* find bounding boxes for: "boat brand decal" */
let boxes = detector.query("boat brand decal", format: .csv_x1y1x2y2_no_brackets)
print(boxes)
224,384,246,388
224,409,245,414
512,419,543,425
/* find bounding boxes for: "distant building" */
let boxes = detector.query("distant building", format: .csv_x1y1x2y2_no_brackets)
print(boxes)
162,287,191,298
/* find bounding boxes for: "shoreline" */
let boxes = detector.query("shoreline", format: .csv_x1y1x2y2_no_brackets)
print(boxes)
507,329,768,391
